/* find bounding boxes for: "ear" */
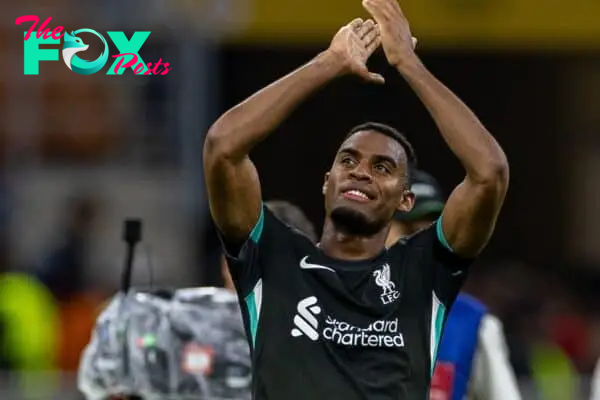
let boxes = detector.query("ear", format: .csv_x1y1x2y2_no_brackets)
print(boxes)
322,172,330,196
397,190,415,213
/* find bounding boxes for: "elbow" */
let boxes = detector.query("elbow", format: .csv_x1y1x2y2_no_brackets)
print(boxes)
486,155,509,184
471,154,510,189
204,117,237,162
204,119,227,154
204,106,252,162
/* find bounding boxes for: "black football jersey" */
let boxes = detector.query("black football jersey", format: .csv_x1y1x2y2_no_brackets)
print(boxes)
222,205,472,400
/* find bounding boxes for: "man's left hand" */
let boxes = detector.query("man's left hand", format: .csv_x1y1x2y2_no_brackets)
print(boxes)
362,0,418,68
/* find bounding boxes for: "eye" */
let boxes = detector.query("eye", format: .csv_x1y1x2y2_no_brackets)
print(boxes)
341,157,356,167
374,164,391,174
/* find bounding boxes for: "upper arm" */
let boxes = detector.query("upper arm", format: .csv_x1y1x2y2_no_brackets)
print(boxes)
440,172,509,258
203,132,262,245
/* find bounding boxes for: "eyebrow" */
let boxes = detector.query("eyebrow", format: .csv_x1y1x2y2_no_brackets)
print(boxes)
338,147,398,168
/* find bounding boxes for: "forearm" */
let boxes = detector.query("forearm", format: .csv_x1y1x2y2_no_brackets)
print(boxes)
397,58,508,182
206,51,344,161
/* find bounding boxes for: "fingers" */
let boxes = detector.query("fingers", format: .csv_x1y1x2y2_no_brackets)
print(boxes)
354,19,380,52
369,73,385,84
349,18,364,32
363,70,386,84
362,0,406,21
362,0,382,20
365,34,381,55
355,64,384,84
362,25,380,47
357,19,376,38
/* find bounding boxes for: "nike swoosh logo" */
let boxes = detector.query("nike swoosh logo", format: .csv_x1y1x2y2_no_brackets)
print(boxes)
299,256,336,273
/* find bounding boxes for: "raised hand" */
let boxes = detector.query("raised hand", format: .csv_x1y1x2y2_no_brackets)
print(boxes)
327,18,385,84
362,0,418,68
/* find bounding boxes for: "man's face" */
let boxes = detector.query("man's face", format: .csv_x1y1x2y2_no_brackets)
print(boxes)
323,130,414,235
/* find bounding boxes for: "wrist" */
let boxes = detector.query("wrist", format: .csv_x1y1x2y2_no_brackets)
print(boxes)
316,50,349,78
394,54,425,76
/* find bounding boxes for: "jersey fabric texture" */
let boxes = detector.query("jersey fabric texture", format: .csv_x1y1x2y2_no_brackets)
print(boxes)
221,204,473,400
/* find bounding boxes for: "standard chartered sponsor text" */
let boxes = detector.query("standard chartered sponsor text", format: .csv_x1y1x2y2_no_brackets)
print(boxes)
323,316,405,348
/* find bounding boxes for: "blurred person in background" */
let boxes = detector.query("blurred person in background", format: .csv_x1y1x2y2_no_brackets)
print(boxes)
203,0,509,397
220,200,318,291
34,193,106,371
386,169,521,400
35,194,98,301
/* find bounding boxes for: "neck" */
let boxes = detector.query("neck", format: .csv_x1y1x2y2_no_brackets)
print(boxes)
318,217,390,260
385,222,415,248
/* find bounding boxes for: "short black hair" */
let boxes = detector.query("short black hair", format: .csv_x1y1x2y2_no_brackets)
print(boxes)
345,122,417,170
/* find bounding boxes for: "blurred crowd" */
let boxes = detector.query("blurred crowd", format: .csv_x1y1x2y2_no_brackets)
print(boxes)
464,261,600,398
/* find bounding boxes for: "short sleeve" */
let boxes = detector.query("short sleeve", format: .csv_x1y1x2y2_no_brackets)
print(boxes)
217,204,302,298
431,217,474,307
399,219,474,310
217,205,267,298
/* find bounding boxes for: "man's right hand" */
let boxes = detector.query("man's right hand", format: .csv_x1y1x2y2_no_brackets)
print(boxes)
326,18,385,84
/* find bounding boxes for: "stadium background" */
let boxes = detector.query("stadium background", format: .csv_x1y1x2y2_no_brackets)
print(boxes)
1,0,600,398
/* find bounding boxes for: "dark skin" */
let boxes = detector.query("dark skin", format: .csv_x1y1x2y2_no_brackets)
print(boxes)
204,0,509,261
320,130,415,260
362,0,509,257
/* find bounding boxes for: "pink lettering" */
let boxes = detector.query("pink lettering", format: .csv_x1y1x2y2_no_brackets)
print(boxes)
15,15,39,41
15,15,64,40
133,62,146,75
160,63,172,75
149,59,172,75
112,54,172,76
143,63,153,75
36,17,52,39
112,53,139,74
151,59,165,75
51,26,63,40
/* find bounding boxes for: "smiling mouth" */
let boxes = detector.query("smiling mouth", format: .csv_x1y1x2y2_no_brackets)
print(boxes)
342,189,373,203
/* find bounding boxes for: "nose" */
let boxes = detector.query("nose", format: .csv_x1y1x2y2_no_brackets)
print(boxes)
349,162,372,181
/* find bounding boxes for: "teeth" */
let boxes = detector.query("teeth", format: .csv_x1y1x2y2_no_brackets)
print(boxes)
347,190,369,199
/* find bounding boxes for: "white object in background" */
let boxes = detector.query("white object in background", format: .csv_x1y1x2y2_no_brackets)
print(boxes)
469,314,523,400
591,359,600,400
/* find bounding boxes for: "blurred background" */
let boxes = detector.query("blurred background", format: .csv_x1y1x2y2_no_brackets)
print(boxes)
2,0,600,398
